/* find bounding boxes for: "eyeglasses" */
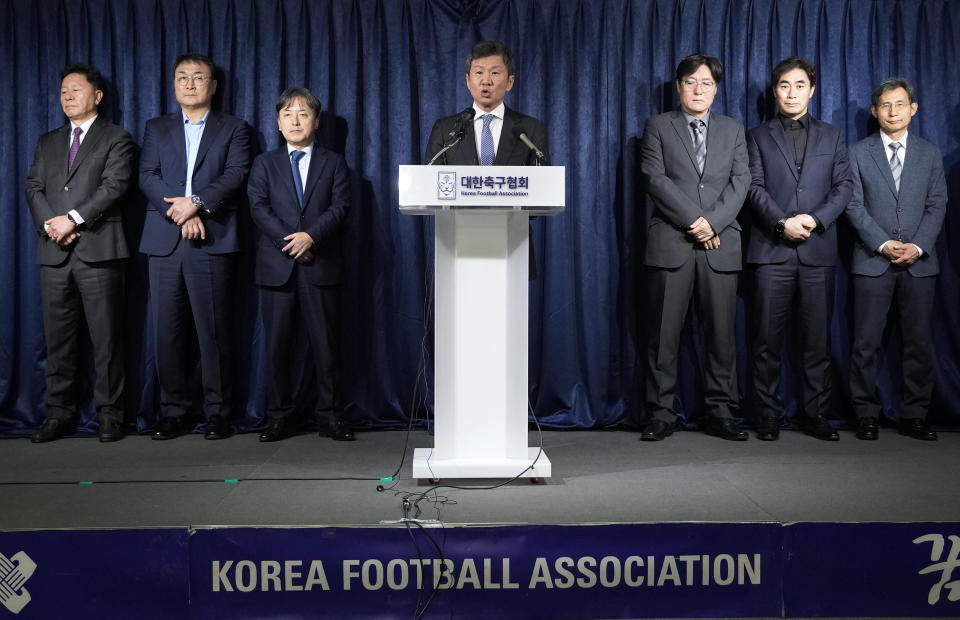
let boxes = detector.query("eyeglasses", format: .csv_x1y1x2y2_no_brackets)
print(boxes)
681,78,716,90
876,102,910,112
175,73,210,86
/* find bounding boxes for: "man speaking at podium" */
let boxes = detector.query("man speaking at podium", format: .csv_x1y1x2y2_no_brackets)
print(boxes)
424,39,550,276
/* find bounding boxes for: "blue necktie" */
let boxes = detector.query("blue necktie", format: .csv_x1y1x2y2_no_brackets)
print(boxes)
291,150,305,207
480,114,495,166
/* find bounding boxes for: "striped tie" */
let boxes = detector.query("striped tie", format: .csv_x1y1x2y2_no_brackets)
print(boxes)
889,142,902,192
691,120,705,173
480,114,495,166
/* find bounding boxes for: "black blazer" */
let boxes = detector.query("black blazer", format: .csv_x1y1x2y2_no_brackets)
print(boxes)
424,106,550,166
25,115,135,266
247,143,351,287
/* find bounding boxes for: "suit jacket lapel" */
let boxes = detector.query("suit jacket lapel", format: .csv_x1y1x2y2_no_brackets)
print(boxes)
495,108,517,165
193,110,223,174
670,112,699,173
301,146,328,207
64,117,106,183
767,118,799,182
167,113,188,182
868,134,899,199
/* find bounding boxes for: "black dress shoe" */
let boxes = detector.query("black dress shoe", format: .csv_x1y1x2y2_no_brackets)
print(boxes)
204,415,232,440
259,419,295,442
31,419,71,443
640,419,673,441
756,417,780,441
898,418,937,441
703,418,748,441
152,416,182,440
320,420,355,442
855,417,879,441
804,416,839,441
98,418,124,443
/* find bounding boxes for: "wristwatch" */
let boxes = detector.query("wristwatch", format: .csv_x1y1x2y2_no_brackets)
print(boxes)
775,218,786,237
66,212,79,226
191,194,209,213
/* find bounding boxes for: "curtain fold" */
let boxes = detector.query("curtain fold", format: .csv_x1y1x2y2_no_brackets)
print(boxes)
2,0,958,435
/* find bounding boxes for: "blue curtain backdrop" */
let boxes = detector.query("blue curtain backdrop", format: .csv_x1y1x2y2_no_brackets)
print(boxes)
1,0,958,436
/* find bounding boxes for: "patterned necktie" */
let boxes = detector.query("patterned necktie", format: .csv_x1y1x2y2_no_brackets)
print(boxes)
690,120,705,173
68,126,83,170
291,150,305,207
480,114,495,166
889,142,902,192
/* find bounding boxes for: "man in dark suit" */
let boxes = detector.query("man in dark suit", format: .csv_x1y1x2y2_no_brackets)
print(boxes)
845,78,947,441
424,39,550,280
425,39,549,168
746,56,853,441
638,52,750,442
25,64,135,443
139,53,252,440
247,88,353,442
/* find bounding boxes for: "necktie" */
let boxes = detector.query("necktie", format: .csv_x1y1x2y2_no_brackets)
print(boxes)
690,120,705,173
68,126,82,170
889,142,902,192
480,114,495,166
291,150,305,207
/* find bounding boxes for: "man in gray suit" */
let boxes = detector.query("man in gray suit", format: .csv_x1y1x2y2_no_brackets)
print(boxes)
24,64,135,442
639,52,750,441
845,77,947,441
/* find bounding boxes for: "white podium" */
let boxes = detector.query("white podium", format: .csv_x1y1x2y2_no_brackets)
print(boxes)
398,165,565,480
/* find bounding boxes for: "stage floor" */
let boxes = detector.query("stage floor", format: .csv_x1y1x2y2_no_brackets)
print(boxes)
2,427,957,530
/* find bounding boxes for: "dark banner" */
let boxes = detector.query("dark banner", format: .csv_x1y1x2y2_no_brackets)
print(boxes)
3,521,960,618
0,529,188,619
784,522,960,618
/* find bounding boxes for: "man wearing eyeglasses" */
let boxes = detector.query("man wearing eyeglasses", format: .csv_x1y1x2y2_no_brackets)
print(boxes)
844,78,947,441
638,52,750,442
745,56,853,441
139,53,252,440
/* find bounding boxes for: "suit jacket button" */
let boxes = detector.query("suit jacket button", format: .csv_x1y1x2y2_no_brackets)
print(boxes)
699,184,704,189
798,188,803,192
63,186,69,191
896,208,904,214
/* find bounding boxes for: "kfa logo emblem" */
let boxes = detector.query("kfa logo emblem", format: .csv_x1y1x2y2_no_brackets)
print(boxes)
914,534,960,605
0,550,36,614
437,171,456,200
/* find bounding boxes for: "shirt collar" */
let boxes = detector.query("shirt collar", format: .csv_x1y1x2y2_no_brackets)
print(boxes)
682,109,709,128
473,102,505,121
70,114,98,135
287,143,314,158
779,112,809,130
880,129,908,149
182,109,210,125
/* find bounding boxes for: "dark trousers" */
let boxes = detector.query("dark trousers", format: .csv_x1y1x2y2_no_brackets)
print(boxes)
751,256,834,421
40,252,125,423
261,268,341,424
849,268,936,421
645,251,739,423
148,242,235,420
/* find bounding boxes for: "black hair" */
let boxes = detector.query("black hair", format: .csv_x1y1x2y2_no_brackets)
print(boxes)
465,40,515,76
276,87,321,116
173,53,216,78
871,77,916,107
59,63,105,93
675,52,723,84
771,56,817,88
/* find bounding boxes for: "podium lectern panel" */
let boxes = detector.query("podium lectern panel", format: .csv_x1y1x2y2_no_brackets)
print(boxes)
399,165,564,479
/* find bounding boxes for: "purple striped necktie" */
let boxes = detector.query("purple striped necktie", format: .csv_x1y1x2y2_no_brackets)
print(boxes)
68,126,82,170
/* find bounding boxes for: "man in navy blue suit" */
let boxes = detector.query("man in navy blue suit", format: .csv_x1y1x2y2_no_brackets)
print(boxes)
139,53,252,440
247,88,352,442
845,78,947,441
746,56,853,441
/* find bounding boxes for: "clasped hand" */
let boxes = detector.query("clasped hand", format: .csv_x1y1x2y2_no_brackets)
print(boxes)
688,216,719,249
44,215,79,246
282,232,314,263
781,214,817,241
882,240,920,265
